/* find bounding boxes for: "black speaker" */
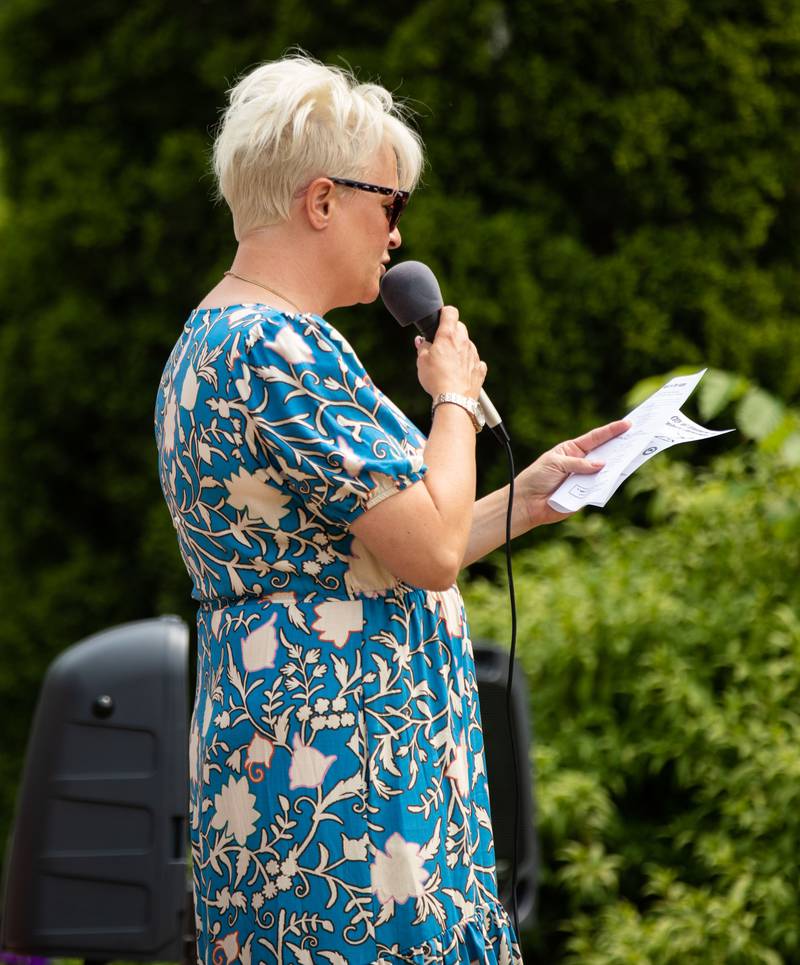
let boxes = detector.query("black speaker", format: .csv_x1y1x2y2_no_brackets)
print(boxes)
474,640,539,930
1,616,190,959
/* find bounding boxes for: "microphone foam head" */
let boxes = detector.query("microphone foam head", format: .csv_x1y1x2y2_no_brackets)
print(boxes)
380,261,443,327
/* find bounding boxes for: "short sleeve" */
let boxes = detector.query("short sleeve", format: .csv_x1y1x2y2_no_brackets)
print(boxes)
239,312,427,530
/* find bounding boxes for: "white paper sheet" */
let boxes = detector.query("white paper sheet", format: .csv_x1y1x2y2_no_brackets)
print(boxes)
547,369,733,513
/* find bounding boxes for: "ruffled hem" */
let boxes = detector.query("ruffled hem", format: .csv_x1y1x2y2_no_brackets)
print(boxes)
375,904,522,965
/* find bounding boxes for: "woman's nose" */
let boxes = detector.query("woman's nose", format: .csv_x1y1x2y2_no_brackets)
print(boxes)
388,225,402,249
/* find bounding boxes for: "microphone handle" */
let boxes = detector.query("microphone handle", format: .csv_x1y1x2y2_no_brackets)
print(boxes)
477,388,503,432
414,312,505,433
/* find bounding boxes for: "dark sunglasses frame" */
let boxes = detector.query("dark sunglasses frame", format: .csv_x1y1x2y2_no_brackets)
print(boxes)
328,177,410,231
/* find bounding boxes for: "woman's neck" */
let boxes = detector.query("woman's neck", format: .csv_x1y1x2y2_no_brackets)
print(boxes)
228,226,334,316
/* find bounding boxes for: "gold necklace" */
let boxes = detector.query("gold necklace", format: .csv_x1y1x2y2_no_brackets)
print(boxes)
223,270,303,314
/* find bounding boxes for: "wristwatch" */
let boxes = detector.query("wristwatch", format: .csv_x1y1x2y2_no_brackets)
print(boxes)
431,393,486,432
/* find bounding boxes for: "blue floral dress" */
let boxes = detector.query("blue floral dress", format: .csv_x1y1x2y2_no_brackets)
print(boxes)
154,305,521,965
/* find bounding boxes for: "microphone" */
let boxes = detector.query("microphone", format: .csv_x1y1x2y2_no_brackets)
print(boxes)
379,261,507,441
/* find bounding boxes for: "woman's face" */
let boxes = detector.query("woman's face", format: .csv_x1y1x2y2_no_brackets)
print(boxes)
330,142,403,308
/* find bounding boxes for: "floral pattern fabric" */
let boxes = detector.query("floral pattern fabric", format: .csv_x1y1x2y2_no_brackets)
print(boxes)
154,304,521,964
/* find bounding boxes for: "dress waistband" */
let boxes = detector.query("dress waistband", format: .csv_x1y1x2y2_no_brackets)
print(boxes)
195,582,419,611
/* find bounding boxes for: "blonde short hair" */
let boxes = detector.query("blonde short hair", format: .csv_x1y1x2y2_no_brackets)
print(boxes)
212,54,425,238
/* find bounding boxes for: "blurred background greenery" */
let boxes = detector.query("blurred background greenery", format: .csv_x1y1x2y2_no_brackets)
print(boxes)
1,0,799,960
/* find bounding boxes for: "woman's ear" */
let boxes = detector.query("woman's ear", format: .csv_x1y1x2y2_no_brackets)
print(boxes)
304,177,335,231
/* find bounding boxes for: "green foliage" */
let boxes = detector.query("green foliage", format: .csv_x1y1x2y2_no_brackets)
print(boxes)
463,449,800,961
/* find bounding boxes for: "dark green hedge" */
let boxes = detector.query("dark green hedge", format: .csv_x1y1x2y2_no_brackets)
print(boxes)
1,2,799,953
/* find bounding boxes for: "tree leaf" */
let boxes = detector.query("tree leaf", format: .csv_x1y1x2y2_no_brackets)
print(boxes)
735,388,784,440
698,369,749,421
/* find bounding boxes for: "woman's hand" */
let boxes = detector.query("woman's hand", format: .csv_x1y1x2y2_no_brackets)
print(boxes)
516,419,631,529
415,306,487,400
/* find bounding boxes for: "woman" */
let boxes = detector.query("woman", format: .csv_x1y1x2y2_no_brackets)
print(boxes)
155,54,626,965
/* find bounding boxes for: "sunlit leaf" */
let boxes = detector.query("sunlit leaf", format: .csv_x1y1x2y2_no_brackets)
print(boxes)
735,389,785,440
698,368,750,421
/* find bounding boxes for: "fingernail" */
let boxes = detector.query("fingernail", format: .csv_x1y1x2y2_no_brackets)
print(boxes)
592,461,604,468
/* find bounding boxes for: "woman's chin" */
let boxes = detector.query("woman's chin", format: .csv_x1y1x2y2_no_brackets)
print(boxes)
360,277,382,304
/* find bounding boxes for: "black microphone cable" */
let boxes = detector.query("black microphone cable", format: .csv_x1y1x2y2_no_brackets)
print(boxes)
499,431,520,943
486,420,521,942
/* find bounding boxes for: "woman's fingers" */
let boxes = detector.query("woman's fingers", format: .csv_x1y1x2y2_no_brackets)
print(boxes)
559,455,605,475
415,304,487,399
571,419,630,454
437,308,474,344
435,310,469,347
436,305,461,335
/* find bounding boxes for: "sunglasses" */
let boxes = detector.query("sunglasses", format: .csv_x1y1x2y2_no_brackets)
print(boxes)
328,177,410,231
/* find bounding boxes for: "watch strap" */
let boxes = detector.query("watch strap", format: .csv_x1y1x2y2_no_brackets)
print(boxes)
431,392,483,432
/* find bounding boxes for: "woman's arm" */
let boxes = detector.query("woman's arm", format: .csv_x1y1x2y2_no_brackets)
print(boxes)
350,401,477,589
461,419,631,567
349,306,486,590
